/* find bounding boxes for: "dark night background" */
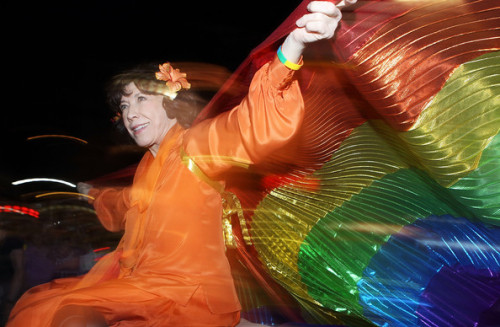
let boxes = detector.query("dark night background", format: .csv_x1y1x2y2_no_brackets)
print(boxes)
0,0,303,200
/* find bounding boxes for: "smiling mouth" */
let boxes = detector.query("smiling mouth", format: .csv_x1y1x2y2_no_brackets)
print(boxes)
132,122,150,134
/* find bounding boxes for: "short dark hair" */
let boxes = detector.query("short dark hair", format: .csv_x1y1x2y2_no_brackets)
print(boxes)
106,62,231,129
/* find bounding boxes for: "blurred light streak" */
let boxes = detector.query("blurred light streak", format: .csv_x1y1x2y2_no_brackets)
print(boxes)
0,205,39,218
183,154,251,169
419,239,500,252
12,178,76,188
35,192,95,200
93,247,112,262
93,247,111,253
26,134,88,144
338,222,406,234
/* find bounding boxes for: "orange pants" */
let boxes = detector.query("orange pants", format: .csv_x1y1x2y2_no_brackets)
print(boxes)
8,277,240,327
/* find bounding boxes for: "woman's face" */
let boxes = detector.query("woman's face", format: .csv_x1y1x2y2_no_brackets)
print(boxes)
120,82,176,156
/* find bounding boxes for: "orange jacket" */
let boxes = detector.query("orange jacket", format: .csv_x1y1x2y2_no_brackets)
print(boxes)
91,56,304,314
8,56,303,326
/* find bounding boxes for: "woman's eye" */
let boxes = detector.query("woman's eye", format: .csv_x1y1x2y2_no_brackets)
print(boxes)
119,104,128,111
138,96,147,102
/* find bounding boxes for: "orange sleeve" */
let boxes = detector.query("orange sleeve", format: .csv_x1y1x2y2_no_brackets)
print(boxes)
89,187,131,232
183,55,304,177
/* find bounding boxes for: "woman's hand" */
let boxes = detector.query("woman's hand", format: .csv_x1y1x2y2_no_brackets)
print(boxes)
281,0,357,64
77,182,92,196
336,0,358,9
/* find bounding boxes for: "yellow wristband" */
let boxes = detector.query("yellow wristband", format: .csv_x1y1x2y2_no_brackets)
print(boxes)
277,46,303,71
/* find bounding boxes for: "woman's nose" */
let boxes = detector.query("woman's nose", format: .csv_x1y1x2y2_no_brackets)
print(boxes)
126,105,139,120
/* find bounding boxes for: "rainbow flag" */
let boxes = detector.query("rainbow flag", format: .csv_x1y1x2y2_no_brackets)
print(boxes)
197,1,500,326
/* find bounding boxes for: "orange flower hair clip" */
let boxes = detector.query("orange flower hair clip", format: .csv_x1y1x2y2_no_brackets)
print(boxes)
155,63,191,100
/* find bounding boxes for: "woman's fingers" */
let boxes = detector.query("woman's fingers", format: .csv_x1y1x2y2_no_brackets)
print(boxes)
296,12,341,29
336,0,358,9
294,2,342,43
280,0,355,63
307,1,340,17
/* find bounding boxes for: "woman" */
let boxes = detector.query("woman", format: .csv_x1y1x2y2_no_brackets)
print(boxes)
8,1,356,326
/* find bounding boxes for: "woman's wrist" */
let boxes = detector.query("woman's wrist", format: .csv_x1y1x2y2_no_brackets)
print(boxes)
280,35,305,66
277,46,303,71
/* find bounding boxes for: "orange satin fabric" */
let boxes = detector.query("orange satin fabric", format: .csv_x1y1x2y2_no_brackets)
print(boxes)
7,56,303,327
